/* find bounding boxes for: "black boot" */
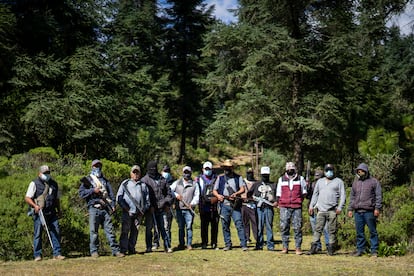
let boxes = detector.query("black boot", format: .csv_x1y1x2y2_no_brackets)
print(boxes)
306,242,318,255
327,244,334,256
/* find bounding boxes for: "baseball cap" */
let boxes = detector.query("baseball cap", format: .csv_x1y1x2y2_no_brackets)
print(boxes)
131,165,141,173
182,166,192,173
260,166,270,175
39,165,50,174
203,161,213,169
91,159,102,167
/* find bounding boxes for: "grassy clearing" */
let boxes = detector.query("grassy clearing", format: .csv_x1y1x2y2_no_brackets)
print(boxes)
1,216,413,275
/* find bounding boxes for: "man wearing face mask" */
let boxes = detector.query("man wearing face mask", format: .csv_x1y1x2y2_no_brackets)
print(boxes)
141,160,173,253
196,161,219,249
152,165,175,250
212,159,248,251
25,165,65,261
307,164,346,256
254,166,278,251
170,166,200,250
276,162,307,255
348,163,382,257
79,159,124,258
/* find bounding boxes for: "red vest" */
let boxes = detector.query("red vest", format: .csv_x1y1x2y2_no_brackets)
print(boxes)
278,174,304,208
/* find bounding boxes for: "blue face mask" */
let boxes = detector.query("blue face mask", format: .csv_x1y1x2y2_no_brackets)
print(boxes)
92,167,102,177
40,173,51,182
204,169,212,176
325,170,334,179
162,172,171,180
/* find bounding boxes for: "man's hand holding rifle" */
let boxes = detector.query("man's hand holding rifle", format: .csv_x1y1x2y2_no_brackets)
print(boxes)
175,194,196,216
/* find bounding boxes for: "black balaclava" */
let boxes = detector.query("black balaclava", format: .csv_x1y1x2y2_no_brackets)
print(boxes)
261,174,270,183
246,171,255,181
147,160,158,179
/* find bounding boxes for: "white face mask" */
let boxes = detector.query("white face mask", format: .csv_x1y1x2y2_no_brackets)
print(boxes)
40,173,51,182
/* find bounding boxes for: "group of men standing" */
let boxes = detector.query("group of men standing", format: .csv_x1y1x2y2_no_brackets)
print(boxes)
25,158,382,260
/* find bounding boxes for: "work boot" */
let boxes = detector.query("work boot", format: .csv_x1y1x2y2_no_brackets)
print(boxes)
327,244,334,256
306,242,318,255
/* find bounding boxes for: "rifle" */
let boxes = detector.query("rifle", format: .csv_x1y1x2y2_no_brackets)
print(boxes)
122,180,145,216
226,186,242,209
39,209,54,250
152,212,159,238
81,176,114,215
180,199,196,216
252,195,274,208
305,160,311,187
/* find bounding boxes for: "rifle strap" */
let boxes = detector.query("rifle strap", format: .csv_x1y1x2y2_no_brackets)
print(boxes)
35,181,49,209
90,174,103,189
122,180,144,215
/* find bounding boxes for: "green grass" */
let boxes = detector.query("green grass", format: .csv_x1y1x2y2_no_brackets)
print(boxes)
1,215,413,276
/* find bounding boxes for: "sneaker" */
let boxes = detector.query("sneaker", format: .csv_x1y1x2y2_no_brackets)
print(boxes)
201,244,207,249
91,252,99,258
280,248,288,254
223,246,231,251
34,256,42,262
187,245,193,250
267,248,275,251
211,244,217,249
166,248,173,253
145,248,153,253
53,255,66,260
152,245,159,251
295,248,303,255
352,251,363,257
242,247,248,251
371,252,378,258
115,252,125,258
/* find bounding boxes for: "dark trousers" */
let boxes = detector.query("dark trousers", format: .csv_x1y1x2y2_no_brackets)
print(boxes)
242,205,258,242
200,209,219,246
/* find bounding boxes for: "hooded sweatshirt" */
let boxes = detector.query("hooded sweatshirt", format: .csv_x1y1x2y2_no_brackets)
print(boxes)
348,163,382,212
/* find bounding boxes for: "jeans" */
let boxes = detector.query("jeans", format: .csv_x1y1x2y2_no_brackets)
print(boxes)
153,209,173,246
279,207,303,249
354,211,379,253
256,207,274,249
220,204,247,248
33,212,62,258
200,209,219,246
145,210,171,250
312,210,338,245
88,207,120,255
310,213,329,249
242,204,258,242
176,209,194,246
119,211,141,254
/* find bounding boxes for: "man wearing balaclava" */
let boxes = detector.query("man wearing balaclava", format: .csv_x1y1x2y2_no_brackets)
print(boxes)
254,166,277,251
241,168,258,246
276,162,307,255
347,163,382,257
307,164,346,256
140,160,173,253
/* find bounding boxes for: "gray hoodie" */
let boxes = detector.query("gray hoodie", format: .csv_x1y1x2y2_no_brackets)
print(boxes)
348,163,382,212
